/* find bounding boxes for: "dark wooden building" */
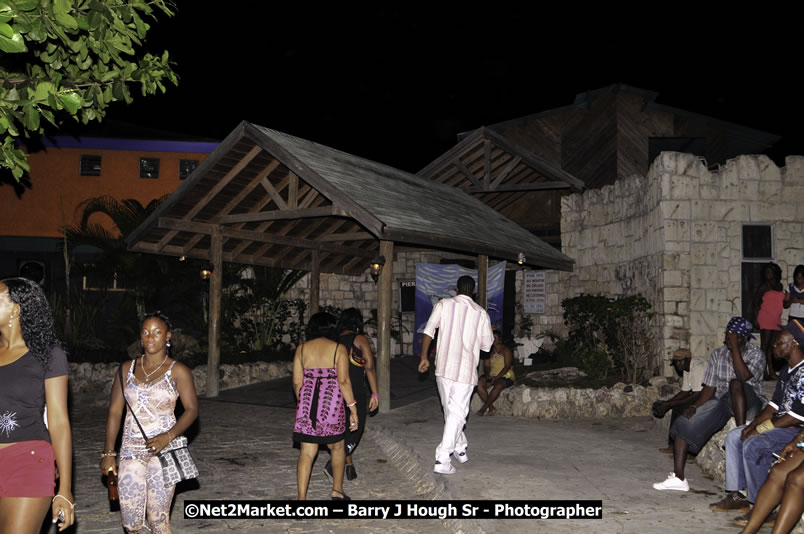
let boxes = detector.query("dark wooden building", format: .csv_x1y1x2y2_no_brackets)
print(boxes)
419,84,780,245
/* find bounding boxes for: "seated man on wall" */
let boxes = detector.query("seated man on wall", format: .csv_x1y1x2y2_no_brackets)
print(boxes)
653,317,766,491
653,348,707,454
709,320,804,527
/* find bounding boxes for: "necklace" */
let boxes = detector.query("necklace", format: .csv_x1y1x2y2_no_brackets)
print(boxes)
141,353,168,383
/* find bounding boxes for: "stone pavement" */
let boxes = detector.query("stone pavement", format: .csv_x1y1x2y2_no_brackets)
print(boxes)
46,357,781,534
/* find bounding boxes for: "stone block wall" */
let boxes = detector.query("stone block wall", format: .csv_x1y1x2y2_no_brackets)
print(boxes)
285,250,480,356
543,152,804,376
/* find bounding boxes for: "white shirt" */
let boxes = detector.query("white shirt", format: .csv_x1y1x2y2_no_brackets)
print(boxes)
681,358,707,393
423,294,494,385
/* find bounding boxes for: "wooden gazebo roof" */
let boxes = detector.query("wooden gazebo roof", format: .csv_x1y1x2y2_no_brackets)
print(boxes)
127,122,574,272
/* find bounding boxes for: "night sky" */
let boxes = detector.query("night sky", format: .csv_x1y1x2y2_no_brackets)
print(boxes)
105,6,802,173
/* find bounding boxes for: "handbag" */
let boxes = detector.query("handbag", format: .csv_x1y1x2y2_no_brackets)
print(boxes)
118,363,199,487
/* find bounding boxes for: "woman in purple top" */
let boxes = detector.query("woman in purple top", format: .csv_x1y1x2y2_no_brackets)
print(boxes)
292,312,358,500
0,278,74,533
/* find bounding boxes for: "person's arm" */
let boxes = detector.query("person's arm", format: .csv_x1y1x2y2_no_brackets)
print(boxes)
681,385,716,418
45,374,74,531
356,335,379,411
481,358,491,380
740,404,776,440
419,334,433,373
753,284,767,319
335,344,358,429
292,344,303,399
146,363,199,453
785,289,792,309
100,362,128,477
726,333,753,382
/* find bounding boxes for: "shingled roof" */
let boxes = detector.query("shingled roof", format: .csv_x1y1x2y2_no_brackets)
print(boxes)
127,121,574,273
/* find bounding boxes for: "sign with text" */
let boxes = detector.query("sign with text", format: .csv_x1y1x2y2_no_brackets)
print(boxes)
523,271,546,314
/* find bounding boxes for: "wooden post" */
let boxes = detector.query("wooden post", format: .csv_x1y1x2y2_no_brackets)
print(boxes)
377,240,393,413
310,249,320,315
206,226,223,397
478,254,488,309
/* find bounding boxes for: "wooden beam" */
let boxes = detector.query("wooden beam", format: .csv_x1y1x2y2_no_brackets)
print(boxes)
484,139,491,189
377,240,394,414
453,159,483,189
215,160,280,218
417,127,485,177
477,254,488,310
310,249,320,314
317,231,373,242
260,174,289,210
288,172,298,209
490,155,522,189
214,205,343,225
206,225,223,397
464,182,571,194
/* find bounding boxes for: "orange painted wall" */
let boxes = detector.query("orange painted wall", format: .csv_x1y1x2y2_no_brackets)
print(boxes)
0,142,214,238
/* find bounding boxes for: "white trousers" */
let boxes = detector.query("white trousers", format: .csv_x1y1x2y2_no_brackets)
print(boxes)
435,376,474,464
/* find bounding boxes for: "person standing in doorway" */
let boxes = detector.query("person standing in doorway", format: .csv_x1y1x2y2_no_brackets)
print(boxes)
418,275,494,474
754,262,784,379
784,264,804,324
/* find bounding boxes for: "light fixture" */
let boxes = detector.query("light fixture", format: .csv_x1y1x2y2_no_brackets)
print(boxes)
178,255,186,262
369,255,386,283
200,262,214,280
517,252,526,265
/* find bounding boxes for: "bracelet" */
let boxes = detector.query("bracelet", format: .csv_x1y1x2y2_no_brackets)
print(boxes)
52,494,75,509
371,394,379,399
100,451,117,458
346,401,357,407
756,419,776,434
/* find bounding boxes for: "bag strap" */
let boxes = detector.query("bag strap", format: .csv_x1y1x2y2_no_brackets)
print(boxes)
119,362,150,441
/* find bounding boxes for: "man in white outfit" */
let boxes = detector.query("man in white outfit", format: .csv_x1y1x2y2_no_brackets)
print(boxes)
419,275,494,474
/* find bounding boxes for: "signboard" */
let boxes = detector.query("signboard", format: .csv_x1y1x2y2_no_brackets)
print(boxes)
523,271,546,314
399,279,416,312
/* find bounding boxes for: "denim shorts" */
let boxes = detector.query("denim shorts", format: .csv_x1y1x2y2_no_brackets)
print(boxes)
0,440,56,497
670,385,765,454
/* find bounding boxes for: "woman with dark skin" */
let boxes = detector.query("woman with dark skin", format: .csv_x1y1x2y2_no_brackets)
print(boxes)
293,312,358,500
753,262,784,379
326,308,379,482
0,278,74,533
783,264,804,323
476,329,515,416
100,312,199,534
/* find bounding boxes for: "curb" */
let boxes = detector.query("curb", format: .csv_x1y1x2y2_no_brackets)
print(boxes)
367,423,485,534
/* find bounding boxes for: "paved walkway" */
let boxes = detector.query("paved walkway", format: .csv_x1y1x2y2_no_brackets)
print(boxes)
52,357,773,533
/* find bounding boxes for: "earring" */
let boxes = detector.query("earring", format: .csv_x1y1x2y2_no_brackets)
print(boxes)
8,315,13,328
166,340,171,348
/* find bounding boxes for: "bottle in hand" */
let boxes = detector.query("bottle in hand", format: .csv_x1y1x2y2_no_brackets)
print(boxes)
107,468,119,501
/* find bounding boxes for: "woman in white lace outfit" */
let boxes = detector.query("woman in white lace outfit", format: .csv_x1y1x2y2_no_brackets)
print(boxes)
100,312,198,533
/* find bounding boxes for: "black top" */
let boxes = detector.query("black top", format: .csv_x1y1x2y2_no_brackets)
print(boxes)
0,346,69,443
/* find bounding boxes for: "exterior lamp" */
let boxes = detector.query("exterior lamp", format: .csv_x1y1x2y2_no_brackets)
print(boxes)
517,252,526,265
200,263,214,280
369,255,386,283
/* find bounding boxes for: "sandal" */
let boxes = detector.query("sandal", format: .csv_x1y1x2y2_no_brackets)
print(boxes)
331,489,351,501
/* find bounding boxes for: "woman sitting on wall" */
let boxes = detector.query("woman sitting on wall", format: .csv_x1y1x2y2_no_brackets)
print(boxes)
476,328,515,416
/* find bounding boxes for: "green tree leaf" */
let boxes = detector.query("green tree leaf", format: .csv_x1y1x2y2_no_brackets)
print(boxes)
58,92,82,114
0,28,26,52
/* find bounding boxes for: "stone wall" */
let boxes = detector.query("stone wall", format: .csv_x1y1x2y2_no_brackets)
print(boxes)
285,250,483,356
539,153,804,376
69,361,293,397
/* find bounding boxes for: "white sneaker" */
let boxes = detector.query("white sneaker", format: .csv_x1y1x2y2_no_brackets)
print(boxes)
653,473,689,491
454,451,469,464
434,461,456,474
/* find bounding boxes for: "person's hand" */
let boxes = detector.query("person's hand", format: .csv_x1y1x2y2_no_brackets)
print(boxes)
51,491,75,531
418,358,430,373
368,395,379,412
782,436,804,458
681,405,697,419
741,424,758,441
146,432,174,455
99,455,117,476
652,401,668,418
349,411,358,431
726,331,740,353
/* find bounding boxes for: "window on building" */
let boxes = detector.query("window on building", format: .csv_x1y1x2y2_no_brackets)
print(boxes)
82,268,127,292
741,224,775,322
179,159,200,180
80,155,102,176
139,157,160,179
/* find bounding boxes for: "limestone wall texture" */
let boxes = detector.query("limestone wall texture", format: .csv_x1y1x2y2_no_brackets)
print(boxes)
543,152,804,375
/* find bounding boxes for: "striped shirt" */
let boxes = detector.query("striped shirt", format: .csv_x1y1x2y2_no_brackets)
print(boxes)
701,343,766,400
423,294,494,385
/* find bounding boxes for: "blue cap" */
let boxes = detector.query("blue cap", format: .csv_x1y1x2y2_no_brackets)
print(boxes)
726,317,755,340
